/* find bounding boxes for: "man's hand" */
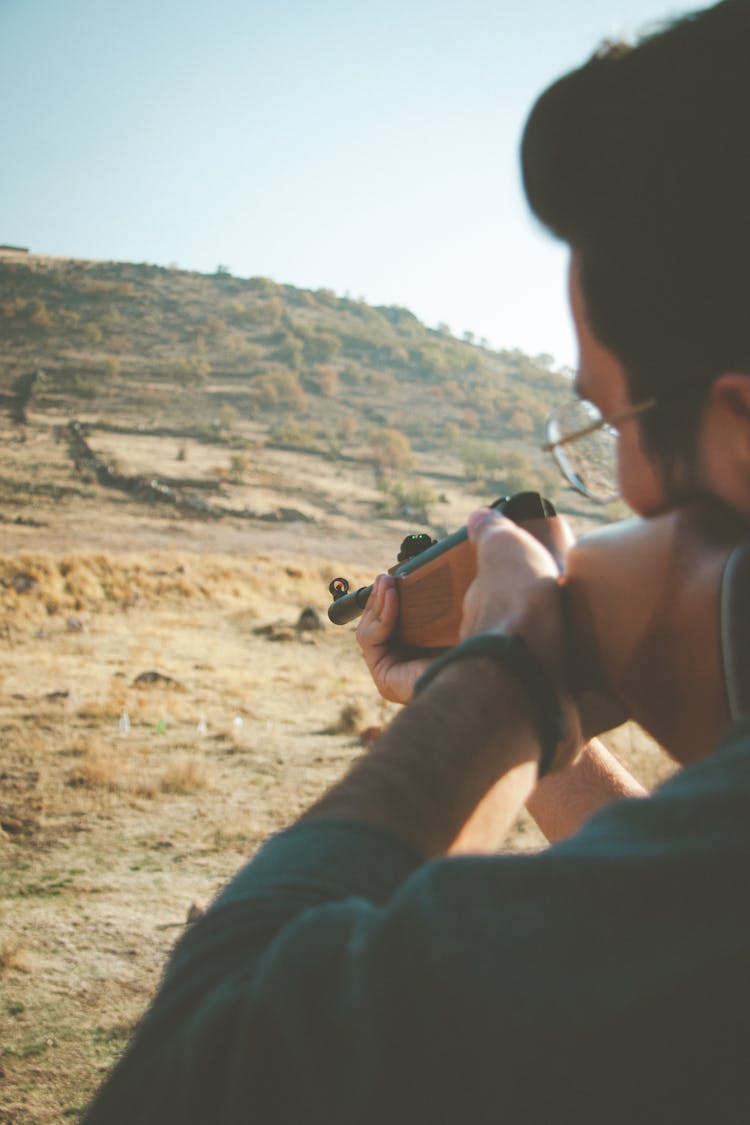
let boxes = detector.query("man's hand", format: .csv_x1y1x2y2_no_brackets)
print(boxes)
356,574,432,704
462,509,563,654
462,507,583,771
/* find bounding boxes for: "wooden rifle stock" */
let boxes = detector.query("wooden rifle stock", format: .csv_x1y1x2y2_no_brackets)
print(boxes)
395,502,573,650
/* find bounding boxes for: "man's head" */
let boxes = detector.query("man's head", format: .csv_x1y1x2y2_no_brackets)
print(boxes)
521,0,750,515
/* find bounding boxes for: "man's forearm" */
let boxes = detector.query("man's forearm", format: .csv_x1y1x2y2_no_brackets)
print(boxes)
527,736,647,842
302,657,542,857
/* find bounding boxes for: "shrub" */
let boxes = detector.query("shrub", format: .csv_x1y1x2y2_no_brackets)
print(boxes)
160,754,210,794
99,309,123,332
507,408,536,436
461,439,502,482
303,328,340,363
58,308,81,328
30,301,53,329
443,422,462,447
375,478,437,523
371,370,397,393
462,408,481,433
255,370,306,408
246,277,280,295
441,380,463,402
269,419,316,446
274,332,304,370
173,352,211,385
67,744,126,790
340,415,358,442
409,343,449,377
219,404,239,432
71,374,98,398
312,365,339,396
489,450,536,496
0,297,25,318
369,427,414,473
461,443,539,496
228,452,250,482
315,287,338,306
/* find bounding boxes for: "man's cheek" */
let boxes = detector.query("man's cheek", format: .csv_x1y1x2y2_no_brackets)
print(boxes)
617,425,666,515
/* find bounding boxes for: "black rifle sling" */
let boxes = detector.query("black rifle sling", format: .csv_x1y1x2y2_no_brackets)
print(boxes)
720,539,750,720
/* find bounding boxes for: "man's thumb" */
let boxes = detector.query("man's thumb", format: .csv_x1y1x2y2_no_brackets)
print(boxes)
466,507,505,543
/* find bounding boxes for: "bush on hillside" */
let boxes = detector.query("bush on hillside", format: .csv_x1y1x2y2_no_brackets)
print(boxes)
369,427,414,473
375,477,437,524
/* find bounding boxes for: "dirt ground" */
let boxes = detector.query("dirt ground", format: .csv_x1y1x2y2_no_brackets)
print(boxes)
0,415,674,1124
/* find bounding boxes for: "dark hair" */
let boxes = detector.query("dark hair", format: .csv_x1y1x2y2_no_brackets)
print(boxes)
521,0,750,474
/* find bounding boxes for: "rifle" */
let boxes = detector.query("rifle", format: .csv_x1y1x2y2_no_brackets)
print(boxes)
327,491,750,761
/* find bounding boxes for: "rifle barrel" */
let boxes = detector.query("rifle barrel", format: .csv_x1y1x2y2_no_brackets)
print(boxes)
327,584,373,625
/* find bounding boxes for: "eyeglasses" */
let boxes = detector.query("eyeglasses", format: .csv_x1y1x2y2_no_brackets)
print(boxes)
542,397,656,503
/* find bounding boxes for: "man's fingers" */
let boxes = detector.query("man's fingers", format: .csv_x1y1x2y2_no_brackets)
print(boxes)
467,508,530,558
366,574,384,618
468,507,559,579
357,574,397,647
466,507,506,543
380,582,398,628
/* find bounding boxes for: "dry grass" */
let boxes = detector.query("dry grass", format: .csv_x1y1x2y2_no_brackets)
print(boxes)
66,740,130,792
0,549,346,628
0,940,34,976
159,753,211,794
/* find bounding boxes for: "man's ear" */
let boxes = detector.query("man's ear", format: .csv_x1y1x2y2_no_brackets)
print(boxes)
710,373,750,423
702,374,750,512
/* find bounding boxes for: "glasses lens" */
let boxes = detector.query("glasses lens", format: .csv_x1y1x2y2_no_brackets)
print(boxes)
546,400,619,503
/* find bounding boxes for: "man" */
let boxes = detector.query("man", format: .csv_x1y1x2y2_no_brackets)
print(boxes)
84,2,750,1121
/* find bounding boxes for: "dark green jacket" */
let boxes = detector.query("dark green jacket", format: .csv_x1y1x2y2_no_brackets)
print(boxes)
84,719,750,1124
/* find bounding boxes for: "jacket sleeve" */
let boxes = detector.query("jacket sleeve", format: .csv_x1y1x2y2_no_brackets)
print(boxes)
81,819,424,1125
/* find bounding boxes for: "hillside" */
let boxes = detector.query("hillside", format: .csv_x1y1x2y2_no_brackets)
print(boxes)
0,250,620,560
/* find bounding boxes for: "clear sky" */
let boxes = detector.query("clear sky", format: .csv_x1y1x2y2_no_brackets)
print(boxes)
1,0,697,369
